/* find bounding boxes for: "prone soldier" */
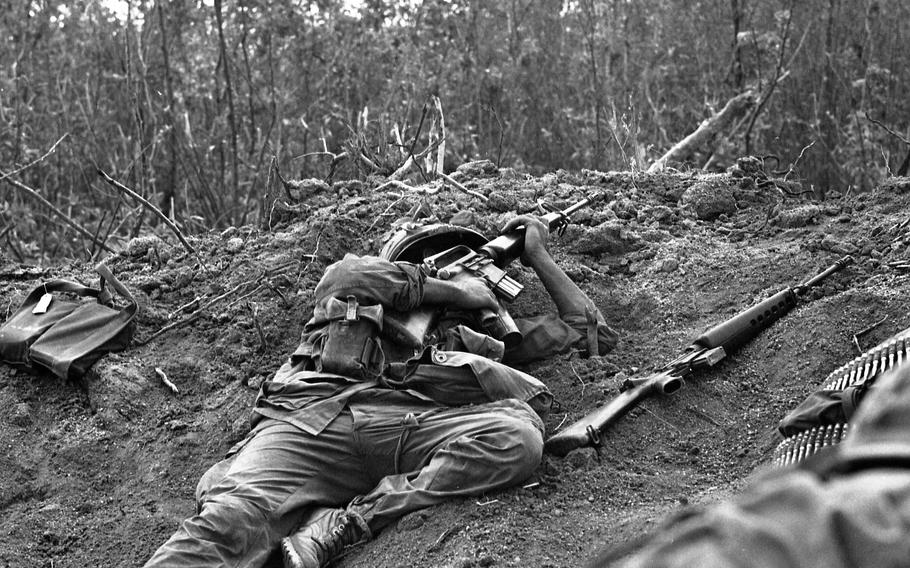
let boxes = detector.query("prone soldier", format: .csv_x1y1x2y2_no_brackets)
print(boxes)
143,214,618,568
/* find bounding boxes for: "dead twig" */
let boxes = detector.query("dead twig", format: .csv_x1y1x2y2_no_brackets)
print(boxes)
297,231,323,286
155,367,180,395
432,96,446,175
856,315,888,337
639,404,682,433
865,113,910,145
570,362,586,397
782,140,816,181
98,169,205,267
388,155,415,181
139,281,253,345
3,175,116,254
168,296,202,319
438,172,488,202
0,133,69,184
374,179,436,195
476,498,500,506
427,526,459,553
685,405,723,428
553,414,569,433
366,193,412,234
852,315,889,353
246,301,268,351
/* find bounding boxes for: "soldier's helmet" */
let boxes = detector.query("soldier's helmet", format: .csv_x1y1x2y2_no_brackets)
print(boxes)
379,222,487,262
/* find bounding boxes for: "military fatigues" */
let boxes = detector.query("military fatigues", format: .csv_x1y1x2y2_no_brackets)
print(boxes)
145,255,617,567
610,361,910,568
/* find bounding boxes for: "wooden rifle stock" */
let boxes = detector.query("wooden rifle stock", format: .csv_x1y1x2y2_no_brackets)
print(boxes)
544,255,853,457
544,371,681,458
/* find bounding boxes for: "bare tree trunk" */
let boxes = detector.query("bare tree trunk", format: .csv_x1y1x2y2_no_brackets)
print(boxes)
240,0,256,158
580,0,604,166
214,0,240,223
728,0,745,89
157,1,178,219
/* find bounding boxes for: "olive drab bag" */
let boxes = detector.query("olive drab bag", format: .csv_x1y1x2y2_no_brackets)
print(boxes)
0,263,138,380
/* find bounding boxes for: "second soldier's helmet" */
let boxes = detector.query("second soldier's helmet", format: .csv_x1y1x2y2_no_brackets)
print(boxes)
379,222,487,263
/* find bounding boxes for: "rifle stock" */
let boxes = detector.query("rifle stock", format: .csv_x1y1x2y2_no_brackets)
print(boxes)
544,255,853,457
544,371,680,457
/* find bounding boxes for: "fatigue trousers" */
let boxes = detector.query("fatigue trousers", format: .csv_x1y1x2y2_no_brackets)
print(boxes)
143,398,543,568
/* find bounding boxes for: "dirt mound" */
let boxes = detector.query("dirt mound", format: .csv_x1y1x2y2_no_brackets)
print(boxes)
2,165,909,567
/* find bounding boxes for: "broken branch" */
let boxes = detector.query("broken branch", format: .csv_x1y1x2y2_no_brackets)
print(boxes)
648,90,757,172
3,175,116,254
438,172,489,202
155,367,180,395
98,169,205,267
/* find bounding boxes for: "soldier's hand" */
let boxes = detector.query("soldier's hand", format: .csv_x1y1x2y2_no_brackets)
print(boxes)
450,274,499,311
501,215,550,265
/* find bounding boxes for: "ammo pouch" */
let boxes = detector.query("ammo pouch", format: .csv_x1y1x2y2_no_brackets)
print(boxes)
319,295,385,380
0,264,138,380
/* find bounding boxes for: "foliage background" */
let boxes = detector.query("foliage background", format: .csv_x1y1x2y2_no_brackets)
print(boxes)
2,0,909,263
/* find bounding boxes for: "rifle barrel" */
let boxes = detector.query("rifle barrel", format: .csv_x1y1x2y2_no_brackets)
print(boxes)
481,195,595,266
797,255,853,294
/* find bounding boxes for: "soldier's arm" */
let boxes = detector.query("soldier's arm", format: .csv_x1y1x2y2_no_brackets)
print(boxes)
501,215,593,317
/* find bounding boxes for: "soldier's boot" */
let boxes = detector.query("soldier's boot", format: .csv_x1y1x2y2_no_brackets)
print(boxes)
281,507,371,568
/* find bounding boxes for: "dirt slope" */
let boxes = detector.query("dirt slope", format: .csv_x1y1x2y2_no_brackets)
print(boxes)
2,164,909,568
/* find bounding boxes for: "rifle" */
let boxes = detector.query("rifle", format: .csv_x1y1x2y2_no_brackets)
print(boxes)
383,196,597,349
544,255,853,457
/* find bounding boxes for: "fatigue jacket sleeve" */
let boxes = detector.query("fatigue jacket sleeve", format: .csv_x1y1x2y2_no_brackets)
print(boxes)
312,254,425,312
505,307,619,365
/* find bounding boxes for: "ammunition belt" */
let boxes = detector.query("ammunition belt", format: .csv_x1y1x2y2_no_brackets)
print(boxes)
771,327,910,467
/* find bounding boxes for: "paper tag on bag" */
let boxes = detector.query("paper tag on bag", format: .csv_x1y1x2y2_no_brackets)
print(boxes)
33,293,54,314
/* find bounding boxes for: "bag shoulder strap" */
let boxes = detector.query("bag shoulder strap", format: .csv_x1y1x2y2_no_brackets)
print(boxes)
95,263,138,316
14,279,100,315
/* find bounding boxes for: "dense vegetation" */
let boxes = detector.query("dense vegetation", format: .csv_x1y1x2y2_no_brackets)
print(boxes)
2,0,909,263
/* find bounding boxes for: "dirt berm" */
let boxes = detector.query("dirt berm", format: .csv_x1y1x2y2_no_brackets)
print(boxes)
2,163,909,567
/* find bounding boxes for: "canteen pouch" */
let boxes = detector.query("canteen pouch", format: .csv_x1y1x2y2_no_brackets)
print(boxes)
319,295,385,380
0,264,138,380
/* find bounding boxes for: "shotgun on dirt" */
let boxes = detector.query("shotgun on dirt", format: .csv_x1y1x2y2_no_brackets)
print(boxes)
544,254,854,457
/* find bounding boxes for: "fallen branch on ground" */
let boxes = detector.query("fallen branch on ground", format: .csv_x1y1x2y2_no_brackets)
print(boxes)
155,367,180,395
648,90,757,172
438,172,488,202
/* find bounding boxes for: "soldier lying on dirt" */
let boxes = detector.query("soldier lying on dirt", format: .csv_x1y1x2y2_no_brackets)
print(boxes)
594,355,910,568
143,215,618,568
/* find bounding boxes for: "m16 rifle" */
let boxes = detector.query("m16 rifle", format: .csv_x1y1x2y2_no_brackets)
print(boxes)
544,254,854,457
382,195,598,349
